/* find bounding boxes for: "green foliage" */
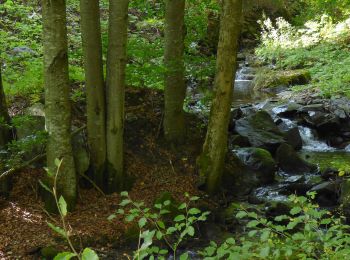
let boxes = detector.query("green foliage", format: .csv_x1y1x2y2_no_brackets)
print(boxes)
256,16,350,97
40,160,99,260
200,192,350,259
109,192,210,259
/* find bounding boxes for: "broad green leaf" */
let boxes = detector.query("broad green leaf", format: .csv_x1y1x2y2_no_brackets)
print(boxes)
290,206,302,215
58,196,67,217
47,222,67,238
180,252,189,260
178,203,186,210
54,158,61,167
82,248,99,260
174,214,185,222
120,191,128,197
187,226,195,236
247,220,259,228
138,217,147,228
236,211,247,219
119,199,131,206
188,208,201,215
260,246,270,258
39,180,53,194
54,252,76,260
157,220,165,229
107,214,116,221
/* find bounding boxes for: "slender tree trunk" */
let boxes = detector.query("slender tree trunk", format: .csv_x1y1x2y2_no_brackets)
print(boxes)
163,0,186,144
197,0,242,194
42,0,77,211
80,0,106,190
0,63,11,196
106,0,129,193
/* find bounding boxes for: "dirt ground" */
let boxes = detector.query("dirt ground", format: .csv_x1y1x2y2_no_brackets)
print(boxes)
0,87,208,259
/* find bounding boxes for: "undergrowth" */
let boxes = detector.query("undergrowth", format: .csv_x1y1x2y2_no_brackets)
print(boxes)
256,15,350,98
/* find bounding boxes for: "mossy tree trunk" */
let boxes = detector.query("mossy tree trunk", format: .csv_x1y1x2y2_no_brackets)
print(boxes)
0,63,11,196
197,0,242,194
80,0,106,190
163,0,186,144
42,0,77,211
106,0,129,193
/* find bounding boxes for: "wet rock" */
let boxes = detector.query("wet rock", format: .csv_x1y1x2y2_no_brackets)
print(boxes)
230,135,250,148
223,148,276,197
234,147,276,184
276,143,318,174
310,181,340,207
321,168,339,180
234,110,286,152
285,127,303,150
265,201,292,219
272,102,302,117
12,46,35,55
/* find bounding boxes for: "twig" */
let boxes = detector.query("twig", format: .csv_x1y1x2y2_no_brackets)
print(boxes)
79,172,105,196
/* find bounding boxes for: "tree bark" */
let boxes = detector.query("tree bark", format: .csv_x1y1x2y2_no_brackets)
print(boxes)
106,0,129,193
42,0,77,211
163,0,186,144
197,0,242,194
80,0,106,190
0,62,11,196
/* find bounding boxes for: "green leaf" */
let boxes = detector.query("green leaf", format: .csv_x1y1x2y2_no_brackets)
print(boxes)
247,220,259,228
248,230,257,237
138,217,147,228
54,252,76,260
39,180,53,194
82,248,99,260
260,230,270,242
107,214,116,221
120,191,128,197
125,214,136,222
226,237,235,245
180,252,189,260
188,208,201,215
236,211,247,219
157,221,165,229
54,158,61,167
159,249,168,255
47,222,67,238
163,200,171,206
119,199,131,206
178,203,186,210
174,215,185,222
187,226,195,236
260,246,270,258
156,230,163,240
290,206,302,215
160,209,170,215
58,196,67,217
190,196,200,201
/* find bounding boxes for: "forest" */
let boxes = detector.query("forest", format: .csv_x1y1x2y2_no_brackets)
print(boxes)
1,0,350,259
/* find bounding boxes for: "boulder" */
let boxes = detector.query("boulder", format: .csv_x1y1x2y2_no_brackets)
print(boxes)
234,110,286,152
285,127,303,150
310,181,340,207
253,69,310,91
276,143,318,174
229,135,250,148
223,148,276,197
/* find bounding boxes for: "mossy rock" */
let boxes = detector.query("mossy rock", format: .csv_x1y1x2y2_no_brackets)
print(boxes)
253,68,311,91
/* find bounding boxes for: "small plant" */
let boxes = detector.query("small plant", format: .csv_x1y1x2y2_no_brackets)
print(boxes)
40,159,99,260
109,192,210,260
200,192,350,259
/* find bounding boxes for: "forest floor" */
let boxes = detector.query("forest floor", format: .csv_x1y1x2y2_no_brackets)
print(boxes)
0,87,210,259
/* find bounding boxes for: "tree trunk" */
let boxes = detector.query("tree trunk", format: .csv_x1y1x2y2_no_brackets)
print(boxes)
163,0,186,144
80,0,106,190
0,63,11,196
42,0,77,211
197,0,242,194
106,0,129,193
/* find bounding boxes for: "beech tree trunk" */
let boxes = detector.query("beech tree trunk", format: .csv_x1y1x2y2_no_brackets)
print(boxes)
106,0,129,193
197,0,242,194
163,0,186,144
0,63,11,196
42,0,77,211
80,0,106,190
